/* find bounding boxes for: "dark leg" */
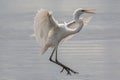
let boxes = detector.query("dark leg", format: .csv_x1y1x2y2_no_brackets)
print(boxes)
49,48,70,75
49,48,56,61
49,47,78,75
55,47,78,75
53,47,71,75
49,48,57,64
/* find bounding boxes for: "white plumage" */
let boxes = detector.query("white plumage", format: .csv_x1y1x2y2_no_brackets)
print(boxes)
34,9,57,47
34,9,59,54
34,8,95,75
34,8,94,54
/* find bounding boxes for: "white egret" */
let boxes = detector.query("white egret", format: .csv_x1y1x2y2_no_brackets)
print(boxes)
34,8,95,75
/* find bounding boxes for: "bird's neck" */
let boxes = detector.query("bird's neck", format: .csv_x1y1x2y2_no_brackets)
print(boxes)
71,13,83,34
74,12,82,23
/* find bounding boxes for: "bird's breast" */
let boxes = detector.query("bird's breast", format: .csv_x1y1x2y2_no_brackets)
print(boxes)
46,28,60,47
46,26,68,47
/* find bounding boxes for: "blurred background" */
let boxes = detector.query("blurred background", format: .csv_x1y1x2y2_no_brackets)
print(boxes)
0,0,120,80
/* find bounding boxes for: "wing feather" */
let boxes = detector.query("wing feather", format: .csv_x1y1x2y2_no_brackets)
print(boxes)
63,16,93,41
34,9,58,47
67,16,92,29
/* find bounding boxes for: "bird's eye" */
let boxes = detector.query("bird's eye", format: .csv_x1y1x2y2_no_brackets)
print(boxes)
81,10,85,12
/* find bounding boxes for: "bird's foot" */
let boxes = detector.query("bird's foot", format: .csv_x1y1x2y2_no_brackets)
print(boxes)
60,67,72,75
56,60,78,75
60,67,78,75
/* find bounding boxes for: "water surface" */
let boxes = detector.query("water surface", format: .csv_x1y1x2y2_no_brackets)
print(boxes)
0,0,120,80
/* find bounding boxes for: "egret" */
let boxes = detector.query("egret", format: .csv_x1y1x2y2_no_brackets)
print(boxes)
34,8,95,75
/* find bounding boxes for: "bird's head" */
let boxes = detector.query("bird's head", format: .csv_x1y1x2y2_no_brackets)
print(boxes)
73,8,96,16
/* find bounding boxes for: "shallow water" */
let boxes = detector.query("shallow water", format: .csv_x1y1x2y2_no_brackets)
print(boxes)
0,0,120,80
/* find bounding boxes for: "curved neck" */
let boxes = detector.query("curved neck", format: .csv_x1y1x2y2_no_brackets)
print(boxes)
74,14,80,22
74,11,83,22
71,12,83,34
64,11,84,38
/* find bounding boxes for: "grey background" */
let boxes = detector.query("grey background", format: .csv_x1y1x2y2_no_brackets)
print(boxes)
0,0,120,80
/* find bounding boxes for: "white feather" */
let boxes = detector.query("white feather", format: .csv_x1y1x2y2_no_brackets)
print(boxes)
62,16,93,41
34,9,57,47
34,8,94,55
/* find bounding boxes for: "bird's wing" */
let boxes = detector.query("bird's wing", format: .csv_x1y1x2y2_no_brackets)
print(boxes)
34,9,58,47
67,16,92,29
62,16,92,41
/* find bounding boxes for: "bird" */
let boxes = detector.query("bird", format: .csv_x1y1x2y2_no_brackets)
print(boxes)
34,8,95,75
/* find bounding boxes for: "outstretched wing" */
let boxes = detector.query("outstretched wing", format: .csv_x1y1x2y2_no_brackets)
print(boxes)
63,16,93,41
67,16,92,29
34,9,58,47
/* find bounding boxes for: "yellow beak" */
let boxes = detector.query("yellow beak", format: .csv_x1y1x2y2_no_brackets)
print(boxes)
83,9,96,14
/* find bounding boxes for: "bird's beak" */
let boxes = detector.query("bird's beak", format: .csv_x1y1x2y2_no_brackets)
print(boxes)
83,9,96,14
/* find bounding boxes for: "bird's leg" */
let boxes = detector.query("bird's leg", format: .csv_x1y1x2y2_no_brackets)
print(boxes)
49,48,58,64
49,48,56,61
49,47,78,75
55,48,67,71
49,47,71,75
55,47,78,75
55,47,58,62
54,47,71,75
